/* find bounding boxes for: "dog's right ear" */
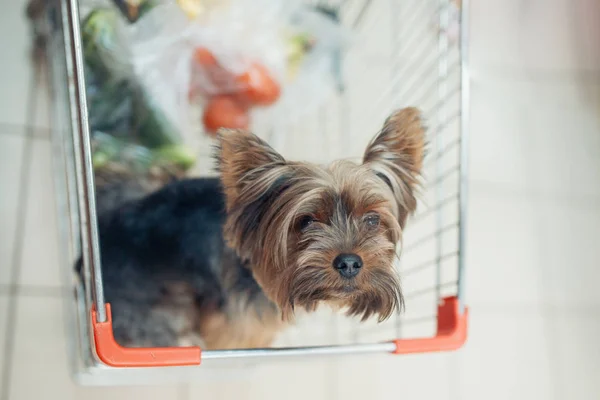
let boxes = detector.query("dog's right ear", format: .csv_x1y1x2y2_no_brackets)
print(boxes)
363,107,426,228
215,129,287,211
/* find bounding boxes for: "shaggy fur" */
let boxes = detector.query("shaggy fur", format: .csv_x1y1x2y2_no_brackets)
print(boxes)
82,107,426,349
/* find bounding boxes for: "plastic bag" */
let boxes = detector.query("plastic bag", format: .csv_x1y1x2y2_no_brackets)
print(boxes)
182,0,352,131
267,5,351,122
82,0,352,173
81,5,197,181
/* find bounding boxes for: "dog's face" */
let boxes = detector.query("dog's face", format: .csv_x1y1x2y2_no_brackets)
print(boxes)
216,108,425,322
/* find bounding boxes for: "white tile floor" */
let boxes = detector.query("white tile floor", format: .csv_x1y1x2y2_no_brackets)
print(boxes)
1,0,600,399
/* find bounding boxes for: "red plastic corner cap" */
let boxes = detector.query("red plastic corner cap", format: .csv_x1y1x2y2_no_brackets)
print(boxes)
393,296,468,355
91,303,201,367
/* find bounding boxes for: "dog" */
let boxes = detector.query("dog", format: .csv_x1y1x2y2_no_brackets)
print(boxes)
83,107,426,349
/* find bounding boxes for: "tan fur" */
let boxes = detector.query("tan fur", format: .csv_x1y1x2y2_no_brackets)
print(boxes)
199,250,283,349
198,303,283,349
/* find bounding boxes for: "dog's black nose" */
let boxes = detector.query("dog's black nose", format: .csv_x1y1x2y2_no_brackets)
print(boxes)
333,254,363,278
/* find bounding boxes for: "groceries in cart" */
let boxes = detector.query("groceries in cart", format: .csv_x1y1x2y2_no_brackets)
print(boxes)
83,6,194,185
88,108,426,350
192,48,283,135
80,0,349,182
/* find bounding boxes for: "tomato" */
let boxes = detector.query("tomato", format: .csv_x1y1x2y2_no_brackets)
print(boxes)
193,47,218,67
192,47,240,96
202,95,251,135
235,63,281,106
192,50,281,107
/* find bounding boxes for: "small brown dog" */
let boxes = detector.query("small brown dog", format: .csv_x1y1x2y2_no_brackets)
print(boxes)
89,107,425,349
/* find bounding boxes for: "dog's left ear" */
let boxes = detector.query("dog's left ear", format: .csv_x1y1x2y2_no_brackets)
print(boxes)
215,129,287,211
363,107,426,227
216,128,295,296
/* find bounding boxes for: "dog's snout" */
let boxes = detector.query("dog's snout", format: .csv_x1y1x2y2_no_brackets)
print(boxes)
333,253,363,278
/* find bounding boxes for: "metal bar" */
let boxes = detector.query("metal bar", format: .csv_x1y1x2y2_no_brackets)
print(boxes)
360,315,438,337
402,222,457,253
363,35,438,124
391,314,437,325
423,137,460,169
403,280,457,301
388,16,437,80
410,192,459,223
435,0,451,308
338,0,354,23
389,0,403,341
425,166,457,190
396,314,438,326
392,21,438,68
457,0,470,314
365,55,458,138
56,0,98,374
417,111,460,153
351,0,373,28
423,85,460,118
390,0,432,44
202,342,397,360
389,0,402,114
402,251,458,277
63,0,106,322
367,72,460,140
55,0,80,271
60,0,93,317
390,54,456,107
410,62,459,109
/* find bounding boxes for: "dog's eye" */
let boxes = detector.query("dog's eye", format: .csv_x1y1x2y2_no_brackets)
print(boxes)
298,216,315,230
364,213,380,229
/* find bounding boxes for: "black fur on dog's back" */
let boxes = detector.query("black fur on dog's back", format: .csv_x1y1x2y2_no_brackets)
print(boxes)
85,178,266,347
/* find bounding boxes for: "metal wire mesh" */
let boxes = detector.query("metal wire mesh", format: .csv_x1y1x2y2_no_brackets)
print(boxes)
266,0,465,348
47,0,468,379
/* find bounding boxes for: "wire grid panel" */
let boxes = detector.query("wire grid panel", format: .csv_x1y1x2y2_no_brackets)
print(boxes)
50,0,466,373
264,0,464,348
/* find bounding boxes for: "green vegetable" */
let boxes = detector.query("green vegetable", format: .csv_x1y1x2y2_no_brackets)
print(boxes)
82,8,132,82
87,75,134,134
92,132,122,157
286,32,315,78
92,151,111,169
154,145,196,170
121,144,154,172
83,5,189,178
133,88,182,149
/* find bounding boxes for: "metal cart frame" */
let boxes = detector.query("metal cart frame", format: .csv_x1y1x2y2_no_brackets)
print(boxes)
47,0,470,384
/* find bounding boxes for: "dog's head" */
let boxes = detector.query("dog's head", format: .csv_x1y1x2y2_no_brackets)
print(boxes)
215,108,425,322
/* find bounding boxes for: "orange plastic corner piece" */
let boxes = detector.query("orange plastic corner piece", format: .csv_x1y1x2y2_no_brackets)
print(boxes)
91,303,201,367
393,296,468,355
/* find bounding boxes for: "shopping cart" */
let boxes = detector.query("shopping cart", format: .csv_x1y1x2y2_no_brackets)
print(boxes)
45,0,469,385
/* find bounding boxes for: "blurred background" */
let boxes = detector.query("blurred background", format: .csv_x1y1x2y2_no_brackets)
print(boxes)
1,0,599,399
